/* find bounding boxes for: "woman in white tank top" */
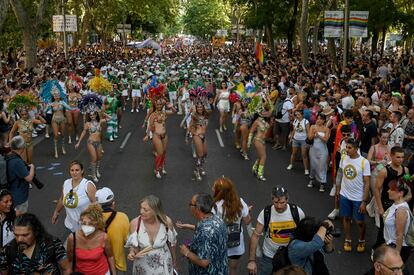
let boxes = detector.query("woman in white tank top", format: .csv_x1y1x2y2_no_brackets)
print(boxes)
51,160,96,233
383,179,412,262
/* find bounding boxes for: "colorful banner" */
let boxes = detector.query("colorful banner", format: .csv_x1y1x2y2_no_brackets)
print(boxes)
324,11,344,38
349,11,369,38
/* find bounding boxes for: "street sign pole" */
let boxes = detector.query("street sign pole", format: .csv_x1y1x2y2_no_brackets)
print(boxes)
343,0,350,69
61,0,67,59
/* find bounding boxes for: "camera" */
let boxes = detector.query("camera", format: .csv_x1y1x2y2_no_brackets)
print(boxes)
327,226,341,238
25,164,44,189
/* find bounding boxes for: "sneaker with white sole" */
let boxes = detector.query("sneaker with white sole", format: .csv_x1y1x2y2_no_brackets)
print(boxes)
304,169,309,175
327,208,339,220
329,185,336,197
307,180,314,188
287,164,293,170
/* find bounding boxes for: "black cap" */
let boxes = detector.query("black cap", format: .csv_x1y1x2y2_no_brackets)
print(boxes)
272,185,288,198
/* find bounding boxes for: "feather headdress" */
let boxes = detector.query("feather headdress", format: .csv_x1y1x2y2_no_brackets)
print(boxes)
40,80,66,103
66,73,83,91
148,84,166,104
88,69,113,95
8,92,38,113
189,86,211,109
78,94,103,114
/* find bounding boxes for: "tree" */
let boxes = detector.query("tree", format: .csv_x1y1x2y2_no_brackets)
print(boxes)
299,0,309,65
0,0,9,31
10,0,49,68
183,0,231,38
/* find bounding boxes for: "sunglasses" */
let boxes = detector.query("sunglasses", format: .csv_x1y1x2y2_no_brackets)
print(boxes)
342,133,351,137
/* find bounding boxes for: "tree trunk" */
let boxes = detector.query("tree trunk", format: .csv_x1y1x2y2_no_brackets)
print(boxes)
80,9,91,47
10,0,47,68
327,38,337,66
371,29,379,55
300,0,309,65
287,0,299,57
380,27,386,58
22,30,37,69
312,12,321,55
0,0,9,31
265,24,275,56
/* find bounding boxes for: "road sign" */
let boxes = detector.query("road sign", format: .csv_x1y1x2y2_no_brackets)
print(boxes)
53,15,77,32
117,24,131,29
216,29,228,37
117,29,132,34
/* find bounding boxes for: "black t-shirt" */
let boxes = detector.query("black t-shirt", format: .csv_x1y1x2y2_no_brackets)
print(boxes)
360,120,377,154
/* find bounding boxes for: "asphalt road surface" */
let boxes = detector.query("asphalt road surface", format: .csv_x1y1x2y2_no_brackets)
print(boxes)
28,106,413,275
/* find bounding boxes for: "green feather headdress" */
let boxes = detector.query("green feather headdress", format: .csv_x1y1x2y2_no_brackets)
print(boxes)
8,92,39,113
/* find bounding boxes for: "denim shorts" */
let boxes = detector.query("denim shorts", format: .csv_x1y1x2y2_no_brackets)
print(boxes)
339,195,364,221
292,138,308,148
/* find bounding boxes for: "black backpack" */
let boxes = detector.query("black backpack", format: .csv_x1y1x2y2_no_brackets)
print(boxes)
262,204,300,272
263,203,300,237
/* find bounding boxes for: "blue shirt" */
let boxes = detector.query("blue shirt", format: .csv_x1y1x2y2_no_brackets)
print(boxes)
6,154,29,205
189,214,228,275
288,235,325,275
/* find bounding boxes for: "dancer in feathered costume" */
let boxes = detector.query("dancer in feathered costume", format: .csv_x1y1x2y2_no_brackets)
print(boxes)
188,87,212,181
42,81,72,159
144,84,176,179
66,73,83,144
247,95,273,181
76,94,110,183
8,92,45,164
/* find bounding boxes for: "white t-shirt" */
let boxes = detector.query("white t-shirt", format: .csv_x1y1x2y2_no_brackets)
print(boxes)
339,155,370,201
293,118,309,140
257,205,305,258
212,198,249,256
276,99,293,123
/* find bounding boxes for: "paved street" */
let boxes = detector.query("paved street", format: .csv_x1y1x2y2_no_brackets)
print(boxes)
29,108,413,275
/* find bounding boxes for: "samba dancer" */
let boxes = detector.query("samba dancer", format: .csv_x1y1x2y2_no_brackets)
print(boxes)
188,87,211,181
144,85,176,179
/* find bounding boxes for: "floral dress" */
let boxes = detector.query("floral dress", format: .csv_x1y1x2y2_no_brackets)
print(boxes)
125,220,177,275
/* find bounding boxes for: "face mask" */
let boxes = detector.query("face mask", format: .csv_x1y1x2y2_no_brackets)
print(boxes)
81,225,96,236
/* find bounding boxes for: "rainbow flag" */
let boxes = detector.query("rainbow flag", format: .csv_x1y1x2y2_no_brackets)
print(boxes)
255,43,264,64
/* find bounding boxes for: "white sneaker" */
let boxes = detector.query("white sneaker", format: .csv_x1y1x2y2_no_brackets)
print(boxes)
287,164,293,170
136,109,139,113
131,109,134,113
329,185,336,197
304,169,309,175
32,132,38,138
327,208,339,220
45,132,50,139
307,180,314,188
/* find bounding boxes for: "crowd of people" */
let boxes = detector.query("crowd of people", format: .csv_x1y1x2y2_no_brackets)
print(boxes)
0,41,414,274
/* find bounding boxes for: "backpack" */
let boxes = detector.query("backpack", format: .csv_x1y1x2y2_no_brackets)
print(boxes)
274,99,291,119
271,243,291,272
0,154,8,189
403,207,414,247
263,203,300,237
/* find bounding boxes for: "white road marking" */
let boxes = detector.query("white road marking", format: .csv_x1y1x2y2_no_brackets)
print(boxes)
120,132,132,150
215,129,224,147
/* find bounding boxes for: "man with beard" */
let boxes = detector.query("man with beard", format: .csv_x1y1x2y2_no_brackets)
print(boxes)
0,213,72,274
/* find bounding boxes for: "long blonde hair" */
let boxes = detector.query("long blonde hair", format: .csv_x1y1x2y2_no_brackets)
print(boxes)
140,195,170,229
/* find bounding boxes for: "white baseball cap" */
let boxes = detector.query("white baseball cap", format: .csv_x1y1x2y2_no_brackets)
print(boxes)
96,187,114,204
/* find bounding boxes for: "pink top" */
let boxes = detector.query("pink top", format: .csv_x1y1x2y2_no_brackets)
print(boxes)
76,246,109,274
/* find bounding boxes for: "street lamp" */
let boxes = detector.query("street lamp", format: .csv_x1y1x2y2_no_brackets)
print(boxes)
61,0,67,59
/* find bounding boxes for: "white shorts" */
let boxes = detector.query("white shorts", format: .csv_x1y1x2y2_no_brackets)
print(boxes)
122,89,129,96
169,91,177,101
217,100,230,113
132,89,141,97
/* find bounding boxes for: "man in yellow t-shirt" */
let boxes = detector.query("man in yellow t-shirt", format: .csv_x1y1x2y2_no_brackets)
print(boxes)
96,187,130,274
